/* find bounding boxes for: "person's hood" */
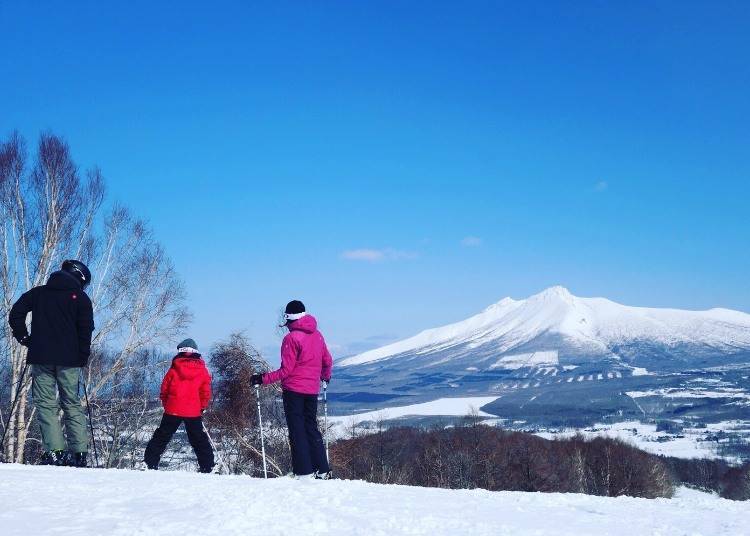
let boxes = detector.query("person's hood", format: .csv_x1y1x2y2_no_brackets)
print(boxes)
288,314,318,334
171,354,207,380
46,270,82,290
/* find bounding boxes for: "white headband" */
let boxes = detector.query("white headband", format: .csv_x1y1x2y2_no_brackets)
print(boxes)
178,347,198,354
284,311,307,321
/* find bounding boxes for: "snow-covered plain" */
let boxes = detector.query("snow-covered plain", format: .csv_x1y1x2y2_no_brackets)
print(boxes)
534,420,740,460
0,464,746,536
329,396,499,432
627,387,750,401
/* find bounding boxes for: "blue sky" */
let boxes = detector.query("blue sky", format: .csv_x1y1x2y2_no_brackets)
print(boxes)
1,1,749,360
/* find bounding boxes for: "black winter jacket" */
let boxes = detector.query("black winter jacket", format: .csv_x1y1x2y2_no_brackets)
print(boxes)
8,270,95,367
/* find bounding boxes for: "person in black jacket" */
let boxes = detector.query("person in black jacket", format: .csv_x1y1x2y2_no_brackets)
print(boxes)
8,260,95,466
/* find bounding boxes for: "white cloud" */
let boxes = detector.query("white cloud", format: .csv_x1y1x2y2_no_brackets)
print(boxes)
341,249,385,261
341,248,417,262
461,236,483,247
594,181,608,192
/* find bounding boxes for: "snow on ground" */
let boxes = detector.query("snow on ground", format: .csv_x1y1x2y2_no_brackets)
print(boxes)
535,421,730,459
489,350,559,370
705,420,750,434
0,464,746,536
627,388,750,400
329,396,499,431
630,366,651,376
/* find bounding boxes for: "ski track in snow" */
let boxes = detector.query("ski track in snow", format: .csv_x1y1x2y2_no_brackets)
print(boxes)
0,465,746,536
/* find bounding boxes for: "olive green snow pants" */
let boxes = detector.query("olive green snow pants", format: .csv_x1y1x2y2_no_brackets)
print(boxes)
32,365,89,453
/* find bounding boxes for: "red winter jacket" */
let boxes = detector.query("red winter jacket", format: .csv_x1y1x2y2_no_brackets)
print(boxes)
160,353,212,418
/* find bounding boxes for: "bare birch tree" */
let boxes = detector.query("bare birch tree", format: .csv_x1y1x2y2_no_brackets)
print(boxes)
0,130,189,463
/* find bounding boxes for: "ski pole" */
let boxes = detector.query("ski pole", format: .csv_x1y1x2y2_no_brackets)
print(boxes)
254,384,268,479
322,380,329,464
202,421,228,474
0,364,29,461
81,370,100,468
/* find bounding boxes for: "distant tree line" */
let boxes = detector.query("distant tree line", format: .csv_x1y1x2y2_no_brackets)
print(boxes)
330,417,750,500
664,456,750,501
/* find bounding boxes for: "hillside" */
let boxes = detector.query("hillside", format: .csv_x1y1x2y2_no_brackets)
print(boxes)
0,464,746,536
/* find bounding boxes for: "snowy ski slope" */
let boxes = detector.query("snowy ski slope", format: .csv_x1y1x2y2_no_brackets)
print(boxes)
0,464,746,536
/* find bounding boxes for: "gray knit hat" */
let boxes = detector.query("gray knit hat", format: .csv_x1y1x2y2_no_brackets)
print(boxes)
177,338,198,353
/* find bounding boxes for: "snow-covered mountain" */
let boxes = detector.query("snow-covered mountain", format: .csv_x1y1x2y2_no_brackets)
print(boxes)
340,286,750,371
333,287,750,430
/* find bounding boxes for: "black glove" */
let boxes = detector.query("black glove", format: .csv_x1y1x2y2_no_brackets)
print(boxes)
19,335,31,347
250,374,263,386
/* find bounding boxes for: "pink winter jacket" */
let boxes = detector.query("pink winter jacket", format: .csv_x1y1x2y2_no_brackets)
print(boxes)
262,314,333,395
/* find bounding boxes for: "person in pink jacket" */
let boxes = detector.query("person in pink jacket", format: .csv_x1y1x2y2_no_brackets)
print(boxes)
251,300,333,478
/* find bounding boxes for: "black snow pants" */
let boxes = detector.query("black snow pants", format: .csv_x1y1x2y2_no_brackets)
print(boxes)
282,389,330,476
144,413,214,473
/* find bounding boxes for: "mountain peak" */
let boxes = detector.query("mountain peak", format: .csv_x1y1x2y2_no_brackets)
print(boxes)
485,296,517,310
530,285,574,302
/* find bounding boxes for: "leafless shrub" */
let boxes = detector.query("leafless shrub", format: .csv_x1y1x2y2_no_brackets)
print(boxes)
89,347,166,468
204,332,291,476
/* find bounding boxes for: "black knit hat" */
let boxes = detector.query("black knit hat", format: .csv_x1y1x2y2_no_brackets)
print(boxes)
285,300,305,316
281,300,306,326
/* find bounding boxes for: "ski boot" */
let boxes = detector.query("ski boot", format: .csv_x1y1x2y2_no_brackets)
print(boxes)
143,455,159,471
69,452,88,468
314,471,332,480
39,450,66,466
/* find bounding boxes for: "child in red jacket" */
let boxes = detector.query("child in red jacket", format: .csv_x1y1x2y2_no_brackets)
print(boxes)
144,338,214,473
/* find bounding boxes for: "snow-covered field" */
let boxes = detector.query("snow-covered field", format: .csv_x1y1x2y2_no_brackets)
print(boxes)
329,396,499,432
627,387,750,401
534,420,749,460
0,464,746,535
